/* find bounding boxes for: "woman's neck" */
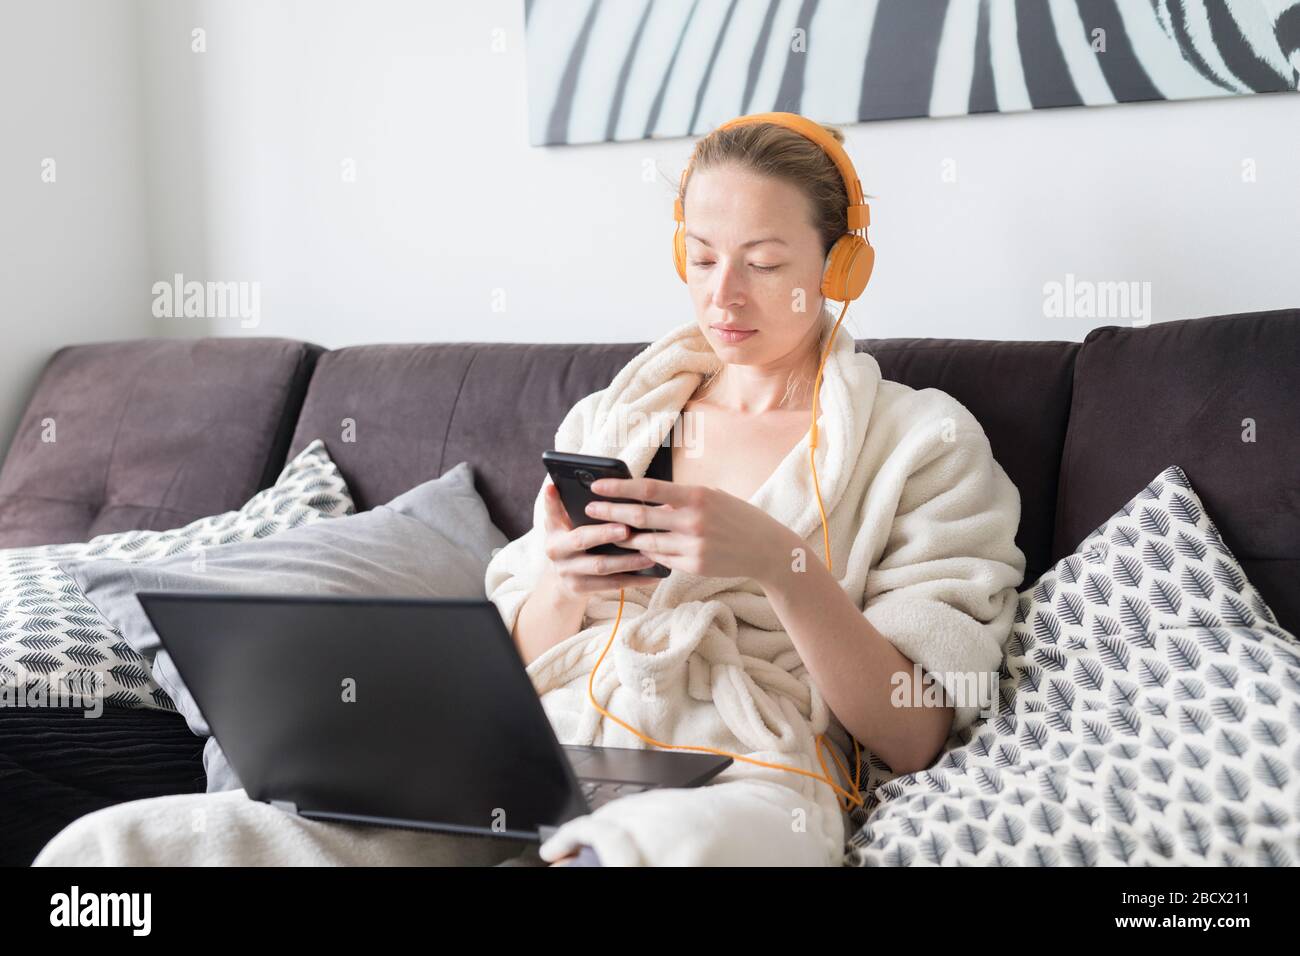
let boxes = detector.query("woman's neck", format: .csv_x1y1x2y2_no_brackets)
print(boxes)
695,321,827,415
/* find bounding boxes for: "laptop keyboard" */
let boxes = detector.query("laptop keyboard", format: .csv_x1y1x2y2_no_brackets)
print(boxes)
580,779,653,810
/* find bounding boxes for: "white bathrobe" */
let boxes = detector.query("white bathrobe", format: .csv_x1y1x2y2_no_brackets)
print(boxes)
484,317,1027,866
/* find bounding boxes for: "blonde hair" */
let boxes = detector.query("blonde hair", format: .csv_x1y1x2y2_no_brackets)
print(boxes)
678,118,856,261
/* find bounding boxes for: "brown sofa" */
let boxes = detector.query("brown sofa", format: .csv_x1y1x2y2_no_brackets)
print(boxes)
1,307,1296,864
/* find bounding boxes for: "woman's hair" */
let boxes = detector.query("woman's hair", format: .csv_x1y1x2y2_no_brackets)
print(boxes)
680,119,853,409
677,119,852,260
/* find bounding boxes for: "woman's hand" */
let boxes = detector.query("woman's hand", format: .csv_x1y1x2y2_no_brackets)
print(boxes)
540,481,659,602
584,477,795,585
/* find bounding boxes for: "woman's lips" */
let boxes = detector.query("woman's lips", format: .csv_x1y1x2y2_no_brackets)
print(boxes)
711,325,757,343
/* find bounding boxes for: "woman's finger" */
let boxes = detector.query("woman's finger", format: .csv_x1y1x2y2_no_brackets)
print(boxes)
582,498,689,532
590,476,697,506
565,521,630,555
622,530,689,556
555,549,656,578
543,481,572,532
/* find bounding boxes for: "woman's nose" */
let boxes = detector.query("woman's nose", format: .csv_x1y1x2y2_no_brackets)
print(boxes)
712,259,746,308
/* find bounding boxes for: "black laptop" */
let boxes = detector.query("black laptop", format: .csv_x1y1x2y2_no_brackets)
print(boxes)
136,591,732,843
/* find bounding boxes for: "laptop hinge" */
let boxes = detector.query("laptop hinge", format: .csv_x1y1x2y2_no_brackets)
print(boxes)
269,799,299,815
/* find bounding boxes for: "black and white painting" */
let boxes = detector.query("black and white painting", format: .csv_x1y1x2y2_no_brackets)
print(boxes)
525,0,1300,145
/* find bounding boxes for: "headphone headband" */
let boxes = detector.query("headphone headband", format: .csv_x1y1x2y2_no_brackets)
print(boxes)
685,112,869,231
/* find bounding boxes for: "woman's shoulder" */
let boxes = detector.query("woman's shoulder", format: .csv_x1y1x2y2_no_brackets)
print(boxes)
869,370,991,450
552,386,609,451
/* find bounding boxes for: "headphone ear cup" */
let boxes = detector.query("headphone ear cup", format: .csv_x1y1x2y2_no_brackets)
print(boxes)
673,225,688,283
821,234,874,302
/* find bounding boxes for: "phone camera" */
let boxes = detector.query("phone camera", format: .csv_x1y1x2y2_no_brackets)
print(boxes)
575,469,595,487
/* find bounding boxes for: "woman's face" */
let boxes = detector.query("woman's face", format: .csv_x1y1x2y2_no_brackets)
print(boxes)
681,164,827,367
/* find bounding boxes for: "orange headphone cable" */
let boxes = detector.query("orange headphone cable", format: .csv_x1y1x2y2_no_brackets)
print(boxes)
584,291,866,813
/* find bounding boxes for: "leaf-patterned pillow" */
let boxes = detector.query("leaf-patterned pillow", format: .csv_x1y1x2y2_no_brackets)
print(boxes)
844,465,1297,866
0,440,353,710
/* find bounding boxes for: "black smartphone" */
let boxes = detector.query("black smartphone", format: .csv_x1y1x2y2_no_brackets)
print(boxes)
541,450,671,578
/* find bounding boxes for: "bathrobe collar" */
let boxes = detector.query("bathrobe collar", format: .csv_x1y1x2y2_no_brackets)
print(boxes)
569,318,882,588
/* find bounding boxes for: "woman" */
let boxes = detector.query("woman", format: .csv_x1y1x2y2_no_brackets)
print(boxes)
487,114,1025,866
34,114,1025,867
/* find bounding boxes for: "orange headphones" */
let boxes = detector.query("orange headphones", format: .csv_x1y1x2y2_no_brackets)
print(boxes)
673,111,875,302
588,113,876,813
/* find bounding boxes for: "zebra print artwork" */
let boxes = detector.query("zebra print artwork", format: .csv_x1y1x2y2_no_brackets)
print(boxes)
524,0,1300,145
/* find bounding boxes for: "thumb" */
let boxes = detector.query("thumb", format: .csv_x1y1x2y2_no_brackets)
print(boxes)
543,481,573,531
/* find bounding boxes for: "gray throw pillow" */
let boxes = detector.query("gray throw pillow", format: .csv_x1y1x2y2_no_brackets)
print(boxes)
61,461,508,792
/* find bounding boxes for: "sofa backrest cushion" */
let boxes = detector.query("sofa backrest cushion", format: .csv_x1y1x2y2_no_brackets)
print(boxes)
287,336,1076,582
286,341,645,544
0,338,322,548
1054,308,1299,636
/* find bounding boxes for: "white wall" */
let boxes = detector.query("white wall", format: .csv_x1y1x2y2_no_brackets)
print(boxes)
0,0,154,455
134,0,1298,350
4,0,1298,460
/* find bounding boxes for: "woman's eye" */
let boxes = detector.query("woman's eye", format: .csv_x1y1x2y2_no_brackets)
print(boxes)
689,261,780,273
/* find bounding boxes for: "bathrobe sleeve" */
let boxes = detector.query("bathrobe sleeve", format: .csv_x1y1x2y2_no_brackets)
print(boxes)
484,387,606,636
861,393,1027,737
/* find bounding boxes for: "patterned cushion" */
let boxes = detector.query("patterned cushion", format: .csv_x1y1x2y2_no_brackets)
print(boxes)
844,465,1298,866
0,440,353,710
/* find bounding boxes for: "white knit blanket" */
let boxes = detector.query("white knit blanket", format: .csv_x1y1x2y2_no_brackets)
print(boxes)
485,318,1027,866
